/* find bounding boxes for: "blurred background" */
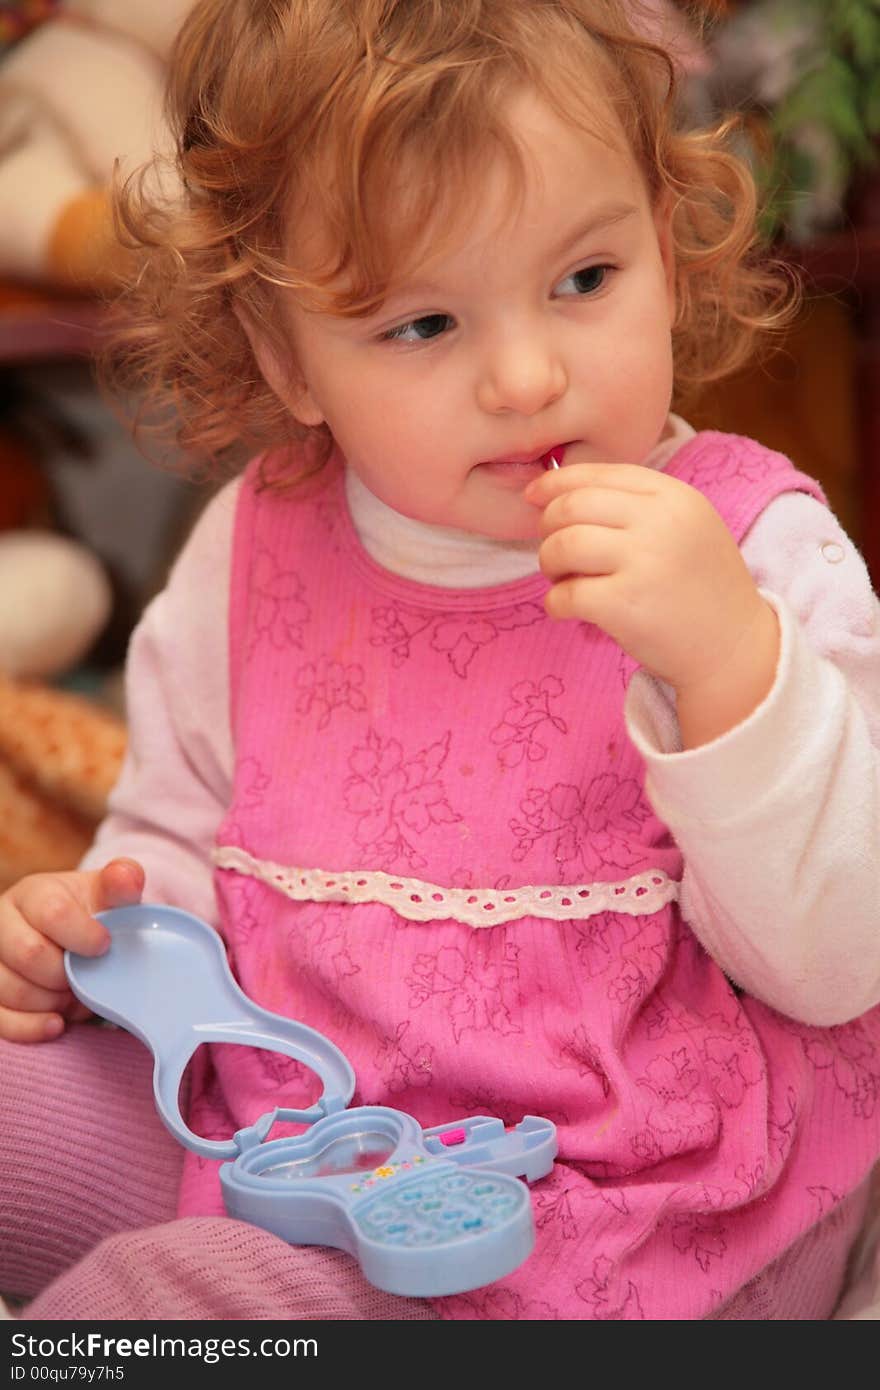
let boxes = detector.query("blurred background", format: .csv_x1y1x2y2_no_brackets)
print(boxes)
0,0,878,890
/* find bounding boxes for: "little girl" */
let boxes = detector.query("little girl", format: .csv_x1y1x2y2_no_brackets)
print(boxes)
2,0,880,1321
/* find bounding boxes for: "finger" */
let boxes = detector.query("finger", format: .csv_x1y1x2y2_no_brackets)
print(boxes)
0,913,69,992
544,573,619,624
10,878,110,957
537,486,639,540
0,1000,65,1044
0,957,71,1013
524,461,657,507
91,858,145,912
539,525,623,582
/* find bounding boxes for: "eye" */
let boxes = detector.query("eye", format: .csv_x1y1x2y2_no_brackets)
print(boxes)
380,313,454,343
555,264,610,297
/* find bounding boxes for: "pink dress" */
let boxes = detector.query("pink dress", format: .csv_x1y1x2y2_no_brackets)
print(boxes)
176,431,880,1319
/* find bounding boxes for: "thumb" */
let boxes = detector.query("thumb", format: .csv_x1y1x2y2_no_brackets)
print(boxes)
92,857,146,911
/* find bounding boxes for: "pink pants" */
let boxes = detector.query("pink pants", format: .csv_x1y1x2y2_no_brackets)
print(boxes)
0,1024,870,1319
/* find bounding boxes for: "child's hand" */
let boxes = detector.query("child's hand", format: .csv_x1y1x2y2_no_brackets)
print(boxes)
0,858,144,1043
524,459,780,746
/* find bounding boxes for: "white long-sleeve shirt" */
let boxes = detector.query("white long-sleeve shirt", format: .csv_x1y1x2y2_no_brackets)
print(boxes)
86,419,880,1027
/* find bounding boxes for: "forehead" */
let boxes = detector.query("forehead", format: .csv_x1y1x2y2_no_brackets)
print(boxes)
491,87,642,212
407,95,645,277
287,84,643,302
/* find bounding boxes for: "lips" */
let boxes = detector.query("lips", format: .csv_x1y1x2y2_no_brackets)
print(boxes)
480,443,569,469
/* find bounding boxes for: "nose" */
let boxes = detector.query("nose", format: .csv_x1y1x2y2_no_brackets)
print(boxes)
476,328,568,416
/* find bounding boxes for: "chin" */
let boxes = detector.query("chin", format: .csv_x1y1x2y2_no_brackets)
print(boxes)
474,515,541,544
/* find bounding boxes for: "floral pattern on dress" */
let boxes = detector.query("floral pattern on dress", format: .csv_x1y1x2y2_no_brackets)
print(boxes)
370,600,545,677
800,1019,880,1118
220,871,261,950
444,1084,570,1131
237,756,271,811
550,1024,612,1097
768,1086,799,1164
575,1255,646,1319
571,911,636,980
510,773,652,876
255,1051,322,1111
248,549,310,653
534,1179,584,1240
490,676,568,767
640,993,687,1041
671,1211,729,1272
605,916,670,1012
312,494,347,550
407,936,522,1043
342,728,461,870
689,1181,742,1211
445,1288,561,1320
373,1019,436,1093
294,657,367,728
733,1158,769,1202
571,910,672,1014
701,1016,766,1108
578,1180,632,1217
630,1048,720,1163
808,1185,843,1221
286,904,362,1034
191,1119,238,1175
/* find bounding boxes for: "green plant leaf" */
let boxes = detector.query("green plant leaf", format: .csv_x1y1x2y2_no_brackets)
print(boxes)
712,0,880,238
831,0,880,70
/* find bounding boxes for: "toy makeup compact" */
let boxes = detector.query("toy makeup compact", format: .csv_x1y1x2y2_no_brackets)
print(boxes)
65,904,557,1298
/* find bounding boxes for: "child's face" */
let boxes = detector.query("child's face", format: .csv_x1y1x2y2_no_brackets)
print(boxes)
279,90,676,541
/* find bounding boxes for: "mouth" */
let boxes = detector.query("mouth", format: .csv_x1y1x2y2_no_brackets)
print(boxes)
477,443,571,478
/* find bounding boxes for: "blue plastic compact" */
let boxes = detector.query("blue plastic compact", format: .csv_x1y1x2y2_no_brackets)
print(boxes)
65,904,557,1298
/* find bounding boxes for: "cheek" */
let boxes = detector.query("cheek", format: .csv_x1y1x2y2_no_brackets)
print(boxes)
353,389,435,462
598,334,673,456
629,302,674,391
601,329,672,406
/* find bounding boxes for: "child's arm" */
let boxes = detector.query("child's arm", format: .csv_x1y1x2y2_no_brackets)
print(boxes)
79,480,240,917
626,491,880,1025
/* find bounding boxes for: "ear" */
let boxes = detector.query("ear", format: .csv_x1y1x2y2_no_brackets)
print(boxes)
233,301,326,429
653,191,677,324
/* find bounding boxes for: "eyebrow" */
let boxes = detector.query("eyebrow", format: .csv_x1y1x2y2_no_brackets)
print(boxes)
550,202,640,259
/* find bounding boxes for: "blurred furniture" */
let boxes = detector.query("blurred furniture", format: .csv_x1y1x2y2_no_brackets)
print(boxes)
0,284,102,364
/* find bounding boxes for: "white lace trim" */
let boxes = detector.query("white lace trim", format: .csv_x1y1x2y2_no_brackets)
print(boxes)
213,844,680,927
